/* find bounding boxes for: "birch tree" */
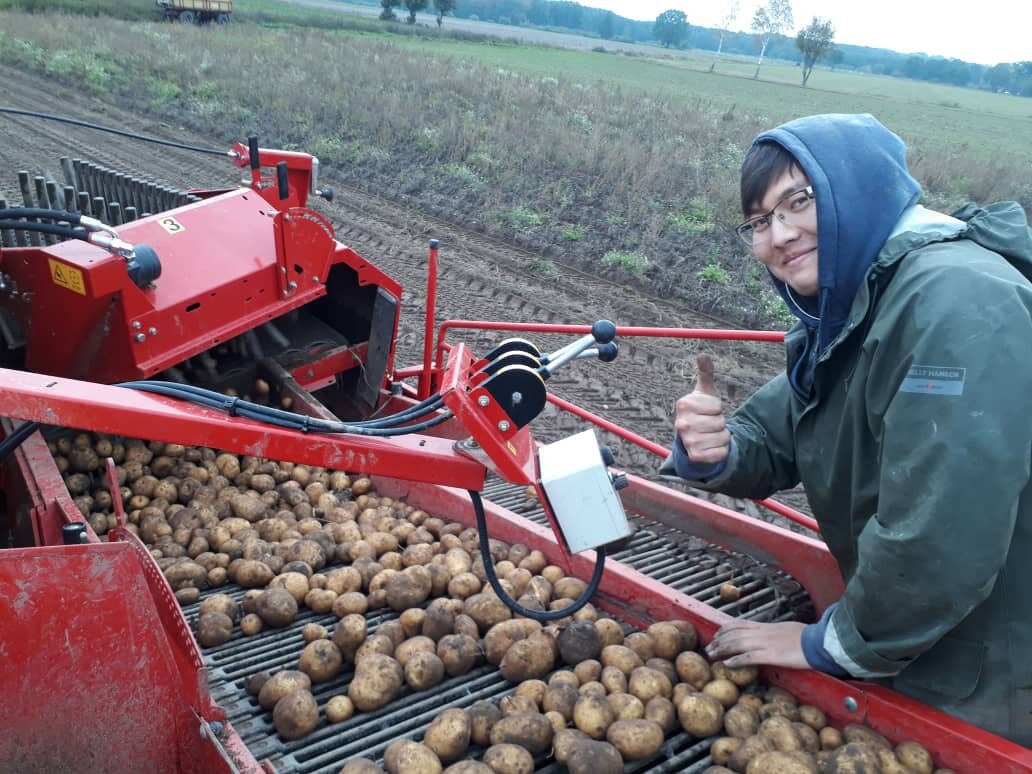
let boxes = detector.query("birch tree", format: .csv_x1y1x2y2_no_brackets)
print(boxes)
709,0,739,73
750,0,793,79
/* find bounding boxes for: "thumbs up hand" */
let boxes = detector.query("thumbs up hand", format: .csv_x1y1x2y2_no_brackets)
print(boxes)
675,354,731,464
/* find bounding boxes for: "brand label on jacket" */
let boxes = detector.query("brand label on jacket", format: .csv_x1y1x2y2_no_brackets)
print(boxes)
899,365,966,396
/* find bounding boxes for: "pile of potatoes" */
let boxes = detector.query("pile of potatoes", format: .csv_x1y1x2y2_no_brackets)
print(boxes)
51,435,951,774
326,613,950,774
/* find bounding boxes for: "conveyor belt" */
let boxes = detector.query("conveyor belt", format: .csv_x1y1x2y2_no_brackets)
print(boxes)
183,477,815,772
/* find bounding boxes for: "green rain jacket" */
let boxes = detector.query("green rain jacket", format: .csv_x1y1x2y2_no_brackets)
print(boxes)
697,201,1032,744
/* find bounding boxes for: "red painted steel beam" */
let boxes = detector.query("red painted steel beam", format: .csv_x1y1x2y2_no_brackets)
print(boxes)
0,368,485,491
434,320,785,372
546,392,821,534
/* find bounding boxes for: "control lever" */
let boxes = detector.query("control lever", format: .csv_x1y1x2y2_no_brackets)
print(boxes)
568,342,618,364
538,320,617,379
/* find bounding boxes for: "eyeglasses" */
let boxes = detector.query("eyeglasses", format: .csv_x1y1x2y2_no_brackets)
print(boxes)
735,186,815,246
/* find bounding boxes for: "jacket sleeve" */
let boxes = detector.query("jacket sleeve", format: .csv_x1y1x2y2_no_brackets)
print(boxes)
684,372,801,498
824,252,1032,678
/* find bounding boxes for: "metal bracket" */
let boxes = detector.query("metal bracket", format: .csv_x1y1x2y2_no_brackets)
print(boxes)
195,711,240,774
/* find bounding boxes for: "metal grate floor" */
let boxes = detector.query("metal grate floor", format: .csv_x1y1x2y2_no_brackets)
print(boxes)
183,477,815,772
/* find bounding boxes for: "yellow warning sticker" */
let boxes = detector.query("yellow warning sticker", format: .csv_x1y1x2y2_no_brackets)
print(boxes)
48,259,86,295
158,216,185,234
507,441,517,455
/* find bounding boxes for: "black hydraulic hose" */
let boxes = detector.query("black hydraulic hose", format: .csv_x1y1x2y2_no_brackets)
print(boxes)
0,220,87,240
470,489,606,621
0,208,87,224
118,381,453,436
346,395,446,428
0,420,41,463
0,107,229,157
120,379,443,427
120,380,445,429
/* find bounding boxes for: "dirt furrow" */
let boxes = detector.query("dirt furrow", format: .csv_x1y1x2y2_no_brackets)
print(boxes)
1,64,809,522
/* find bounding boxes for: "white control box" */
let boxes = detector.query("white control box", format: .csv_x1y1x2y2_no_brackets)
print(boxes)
538,430,632,553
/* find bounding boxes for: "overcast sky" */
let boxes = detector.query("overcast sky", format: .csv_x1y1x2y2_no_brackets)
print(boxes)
583,1,1029,66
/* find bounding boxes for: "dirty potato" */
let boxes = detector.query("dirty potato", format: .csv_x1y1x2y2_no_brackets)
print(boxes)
481,743,534,774
348,653,403,712
255,587,299,628
468,700,503,747
325,695,355,724
564,739,624,774
572,693,616,740
404,650,446,691
488,712,554,755
298,639,344,683
196,612,233,648
273,689,319,740
557,620,603,665
258,670,312,710
383,740,442,774
436,633,479,677
606,718,665,760
677,692,725,737
422,708,471,764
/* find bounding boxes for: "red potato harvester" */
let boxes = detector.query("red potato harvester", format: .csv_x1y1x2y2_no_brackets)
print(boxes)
0,114,1028,773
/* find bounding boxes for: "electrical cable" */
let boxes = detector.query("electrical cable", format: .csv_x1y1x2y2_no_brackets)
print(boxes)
470,489,606,621
0,420,41,463
0,107,230,157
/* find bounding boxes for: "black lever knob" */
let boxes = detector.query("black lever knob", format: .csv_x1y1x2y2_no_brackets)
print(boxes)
591,319,617,344
610,472,629,491
596,342,618,362
600,446,616,467
247,135,260,171
276,162,289,201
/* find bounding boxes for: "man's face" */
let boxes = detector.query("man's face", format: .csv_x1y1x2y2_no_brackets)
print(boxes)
749,168,819,298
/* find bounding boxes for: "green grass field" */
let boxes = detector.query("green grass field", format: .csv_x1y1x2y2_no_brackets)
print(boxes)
5,0,1029,166
254,0,1032,165
0,1,1028,327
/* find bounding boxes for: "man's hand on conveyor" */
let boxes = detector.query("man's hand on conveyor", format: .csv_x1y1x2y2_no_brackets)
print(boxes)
704,619,809,670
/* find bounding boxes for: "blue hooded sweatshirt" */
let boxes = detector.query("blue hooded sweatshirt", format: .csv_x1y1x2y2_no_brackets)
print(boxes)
669,114,922,480
757,113,921,400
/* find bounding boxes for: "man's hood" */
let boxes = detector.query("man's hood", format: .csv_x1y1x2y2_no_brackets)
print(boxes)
750,114,921,352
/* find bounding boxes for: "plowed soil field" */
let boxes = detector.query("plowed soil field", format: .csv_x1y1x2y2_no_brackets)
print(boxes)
0,64,810,528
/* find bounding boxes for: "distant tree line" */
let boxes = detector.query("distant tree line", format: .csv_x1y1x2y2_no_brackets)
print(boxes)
361,0,1030,96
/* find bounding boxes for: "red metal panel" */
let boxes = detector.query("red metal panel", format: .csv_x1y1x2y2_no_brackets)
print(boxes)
0,542,239,772
2,191,399,385
0,368,486,491
291,343,368,391
439,344,537,485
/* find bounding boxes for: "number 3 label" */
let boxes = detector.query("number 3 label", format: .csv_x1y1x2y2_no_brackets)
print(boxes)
159,217,185,234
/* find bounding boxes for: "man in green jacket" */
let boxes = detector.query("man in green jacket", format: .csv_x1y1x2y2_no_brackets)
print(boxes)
666,113,1032,745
